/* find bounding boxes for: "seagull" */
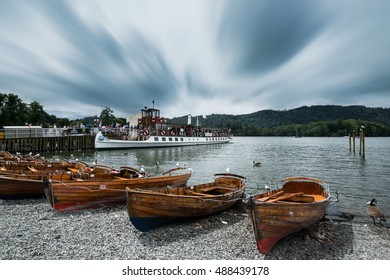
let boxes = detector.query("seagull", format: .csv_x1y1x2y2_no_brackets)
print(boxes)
155,161,160,168
226,167,230,173
367,198,386,225
253,160,261,167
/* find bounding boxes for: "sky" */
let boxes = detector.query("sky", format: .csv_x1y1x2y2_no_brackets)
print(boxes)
1,0,390,120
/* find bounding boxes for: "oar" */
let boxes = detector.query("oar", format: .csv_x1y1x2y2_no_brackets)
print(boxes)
258,190,285,202
267,192,304,203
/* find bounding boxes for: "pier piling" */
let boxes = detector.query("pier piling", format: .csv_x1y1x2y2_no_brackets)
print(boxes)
0,135,95,153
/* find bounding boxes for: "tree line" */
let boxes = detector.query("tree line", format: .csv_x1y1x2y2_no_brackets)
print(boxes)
1,93,390,136
0,93,125,128
169,105,390,137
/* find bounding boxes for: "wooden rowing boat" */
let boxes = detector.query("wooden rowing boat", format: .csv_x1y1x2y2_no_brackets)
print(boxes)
245,177,332,254
0,160,85,175
0,161,88,199
0,162,138,200
43,166,192,211
126,173,246,232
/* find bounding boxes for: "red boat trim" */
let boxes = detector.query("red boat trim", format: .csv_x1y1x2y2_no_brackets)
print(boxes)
257,237,283,255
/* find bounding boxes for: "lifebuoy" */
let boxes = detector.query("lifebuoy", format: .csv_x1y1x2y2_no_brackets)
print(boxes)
138,118,141,124
152,117,156,122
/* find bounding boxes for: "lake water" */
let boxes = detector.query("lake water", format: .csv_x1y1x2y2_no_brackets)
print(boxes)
48,136,390,223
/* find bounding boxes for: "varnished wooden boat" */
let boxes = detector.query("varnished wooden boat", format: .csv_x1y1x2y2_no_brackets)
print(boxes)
0,161,88,199
0,161,130,200
126,173,246,232
0,173,73,199
43,166,192,211
245,177,332,254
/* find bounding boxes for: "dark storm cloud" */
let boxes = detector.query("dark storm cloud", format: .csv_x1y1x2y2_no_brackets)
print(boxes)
216,0,332,74
1,0,390,119
39,1,179,113
0,0,179,116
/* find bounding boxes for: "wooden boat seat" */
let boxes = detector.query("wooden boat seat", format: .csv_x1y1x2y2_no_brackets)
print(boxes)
193,192,215,196
68,168,80,173
185,190,214,197
310,194,326,202
200,186,234,192
27,166,38,172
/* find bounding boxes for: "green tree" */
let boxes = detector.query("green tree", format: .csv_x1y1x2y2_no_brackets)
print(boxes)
99,106,115,126
0,93,6,126
27,101,47,126
1,93,29,125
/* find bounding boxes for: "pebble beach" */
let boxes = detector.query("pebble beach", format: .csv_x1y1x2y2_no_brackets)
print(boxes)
1,198,389,260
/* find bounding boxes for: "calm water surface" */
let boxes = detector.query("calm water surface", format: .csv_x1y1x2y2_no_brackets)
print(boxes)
50,136,390,222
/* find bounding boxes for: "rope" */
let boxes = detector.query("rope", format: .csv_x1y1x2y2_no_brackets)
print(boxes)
58,181,126,193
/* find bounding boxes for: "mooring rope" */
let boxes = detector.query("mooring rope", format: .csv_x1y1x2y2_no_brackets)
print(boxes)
58,181,126,193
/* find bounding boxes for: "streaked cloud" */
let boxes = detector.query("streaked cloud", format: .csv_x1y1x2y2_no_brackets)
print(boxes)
1,0,389,119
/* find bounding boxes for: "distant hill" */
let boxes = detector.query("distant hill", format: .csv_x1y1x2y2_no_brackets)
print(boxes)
168,105,390,136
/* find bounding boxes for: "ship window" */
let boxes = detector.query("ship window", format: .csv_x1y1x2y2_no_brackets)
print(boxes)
180,138,184,141
154,137,159,141
169,137,173,141
162,137,166,141
175,138,178,141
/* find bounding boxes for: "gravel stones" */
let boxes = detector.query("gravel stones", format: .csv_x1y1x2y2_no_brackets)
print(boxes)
0,199,389,260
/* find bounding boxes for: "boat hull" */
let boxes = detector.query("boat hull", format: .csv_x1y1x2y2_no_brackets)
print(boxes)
0,173,74,199
0,175,46,199
95,132,232,149
44,171,192,211
127,173,246,231
0,160,87,199
246,177,331,254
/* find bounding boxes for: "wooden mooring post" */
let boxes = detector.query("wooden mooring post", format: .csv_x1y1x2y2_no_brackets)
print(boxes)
349,130,356,153
0,135,95,153
359,126,365,158
349,127,365,158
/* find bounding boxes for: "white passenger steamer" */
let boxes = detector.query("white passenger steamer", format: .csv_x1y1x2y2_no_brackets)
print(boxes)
95,107,232,149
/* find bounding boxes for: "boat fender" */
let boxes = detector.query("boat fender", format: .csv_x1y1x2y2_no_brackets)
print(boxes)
171,131,175,136
144,129,149,135
161,130,166,136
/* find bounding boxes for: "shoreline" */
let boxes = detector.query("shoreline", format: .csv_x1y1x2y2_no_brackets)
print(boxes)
0,198,389,260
